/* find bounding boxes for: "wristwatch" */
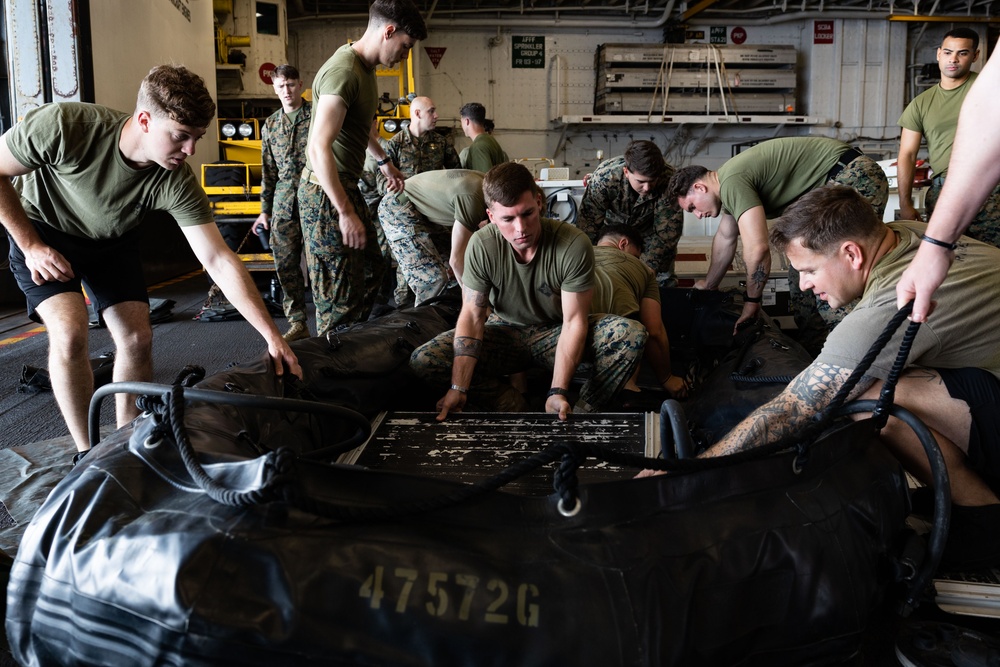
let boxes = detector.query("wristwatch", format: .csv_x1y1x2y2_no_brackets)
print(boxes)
376,157,391,167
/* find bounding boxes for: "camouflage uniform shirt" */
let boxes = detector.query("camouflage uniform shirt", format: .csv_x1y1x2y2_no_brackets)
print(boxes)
374,127,461,196
260,101,312,218
576,155,682,275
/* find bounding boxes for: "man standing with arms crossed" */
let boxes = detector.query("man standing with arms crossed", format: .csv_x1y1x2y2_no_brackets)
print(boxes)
381,96,461,185
0,64,300,454
298,0,428,335
252,64,312,342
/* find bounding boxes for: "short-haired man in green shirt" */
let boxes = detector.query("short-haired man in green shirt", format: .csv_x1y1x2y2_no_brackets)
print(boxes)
687,185,1000,570
459,102,508,173
593,226,687,398
298,0,428,335
667,137,888,349
0,65,301,454
896,28,1000,247
410,163,648,421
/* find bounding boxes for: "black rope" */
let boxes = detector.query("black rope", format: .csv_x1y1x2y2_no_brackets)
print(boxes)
281,438,798,524
824,302,914,415
760,302,918,454
173,365,206,388
166,385,285,507
872,318,921,430
729,372,796,384
289,442,576,522
109,304,925,526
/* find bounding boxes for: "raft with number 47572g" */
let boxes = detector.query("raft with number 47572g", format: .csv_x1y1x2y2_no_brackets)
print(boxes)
5,295,947,666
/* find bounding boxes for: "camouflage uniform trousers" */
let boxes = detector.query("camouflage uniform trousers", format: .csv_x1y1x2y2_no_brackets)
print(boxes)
359,173,396,304
297,179,385,335
410,313,648,411
378,192,454,307
268,199,308,324
926,176,1000,249
638,204,685,277
787,155,889,353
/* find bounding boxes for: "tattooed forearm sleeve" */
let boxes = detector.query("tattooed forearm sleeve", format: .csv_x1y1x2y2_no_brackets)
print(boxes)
702,363,876,458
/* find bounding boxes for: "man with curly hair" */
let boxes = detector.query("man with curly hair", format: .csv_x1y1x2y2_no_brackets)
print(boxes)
0,64,301,454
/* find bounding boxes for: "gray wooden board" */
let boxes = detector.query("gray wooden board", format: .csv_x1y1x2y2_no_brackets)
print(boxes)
350,412,654,496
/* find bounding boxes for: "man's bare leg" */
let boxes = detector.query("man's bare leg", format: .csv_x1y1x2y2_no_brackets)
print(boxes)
101,301,154,428
858,369,1000,507
34,293,94,452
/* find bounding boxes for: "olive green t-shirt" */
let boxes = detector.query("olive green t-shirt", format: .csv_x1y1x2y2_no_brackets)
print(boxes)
402,169,486,233
5,102,211,239
591,245,660,316
817,221,1000,381
464,217,594,327
305,43,378,185
717,137,852,220
461,133,507,173
897,72,978,178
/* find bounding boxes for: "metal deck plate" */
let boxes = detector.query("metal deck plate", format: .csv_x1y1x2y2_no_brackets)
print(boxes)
344,411,658,496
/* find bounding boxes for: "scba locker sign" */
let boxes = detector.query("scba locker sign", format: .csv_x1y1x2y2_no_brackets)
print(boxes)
815,20,834,44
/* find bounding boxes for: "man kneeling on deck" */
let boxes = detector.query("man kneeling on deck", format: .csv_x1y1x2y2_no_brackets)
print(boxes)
672,185,1000,570
410,162,648,421
592,225,687,399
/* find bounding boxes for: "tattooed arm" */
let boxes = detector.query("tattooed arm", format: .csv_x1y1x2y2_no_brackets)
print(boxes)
732,205,771,330
699,361,875,458
436,284,491,420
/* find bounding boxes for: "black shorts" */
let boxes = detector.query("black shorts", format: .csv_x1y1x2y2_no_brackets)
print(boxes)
937,367,1000,486
7,220,148,323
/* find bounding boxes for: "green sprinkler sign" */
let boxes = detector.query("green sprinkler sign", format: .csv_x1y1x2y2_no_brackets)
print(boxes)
512,36,545,68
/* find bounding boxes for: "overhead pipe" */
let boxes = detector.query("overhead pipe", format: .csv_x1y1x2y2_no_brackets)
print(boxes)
289,1,996,29
889,14,1000,21
691,10,998,25
290,0,677,29
682,10,891,25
